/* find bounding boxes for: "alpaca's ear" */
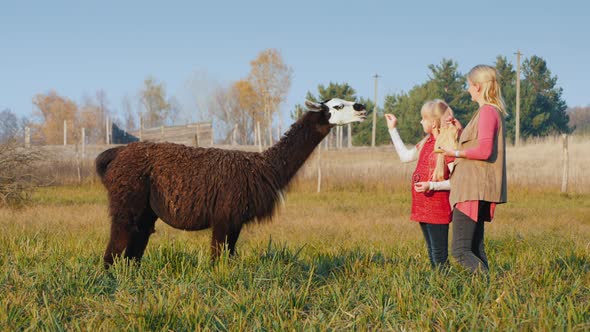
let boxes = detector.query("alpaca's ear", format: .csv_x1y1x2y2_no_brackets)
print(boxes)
305,100,322,112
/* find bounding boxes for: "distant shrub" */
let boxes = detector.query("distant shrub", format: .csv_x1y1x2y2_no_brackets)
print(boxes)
0,140,45,207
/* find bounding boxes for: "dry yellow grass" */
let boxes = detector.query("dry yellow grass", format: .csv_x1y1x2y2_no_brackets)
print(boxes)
292,135,590,193
37,135,589,194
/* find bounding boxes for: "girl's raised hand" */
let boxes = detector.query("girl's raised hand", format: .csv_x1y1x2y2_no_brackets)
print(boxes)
384,113,398,129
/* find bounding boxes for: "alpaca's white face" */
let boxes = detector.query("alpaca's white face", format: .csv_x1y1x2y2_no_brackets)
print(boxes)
304,98,367,125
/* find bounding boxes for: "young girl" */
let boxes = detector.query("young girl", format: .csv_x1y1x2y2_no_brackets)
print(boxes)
384,100,459,268
438,65,508,273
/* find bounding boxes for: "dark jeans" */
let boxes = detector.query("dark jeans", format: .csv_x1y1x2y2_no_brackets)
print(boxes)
419,223,449,268
451,203,490,273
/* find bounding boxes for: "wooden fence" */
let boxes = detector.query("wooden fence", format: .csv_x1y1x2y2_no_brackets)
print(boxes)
130,122,213,147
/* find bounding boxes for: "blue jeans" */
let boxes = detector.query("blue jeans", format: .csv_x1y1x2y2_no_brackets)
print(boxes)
419,222,449,268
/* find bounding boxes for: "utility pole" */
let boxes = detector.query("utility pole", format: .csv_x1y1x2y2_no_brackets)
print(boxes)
371,73,379,148
515,50,522,146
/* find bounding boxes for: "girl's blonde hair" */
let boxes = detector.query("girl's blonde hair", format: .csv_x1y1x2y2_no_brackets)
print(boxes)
417,99,455,181
467,65,507,116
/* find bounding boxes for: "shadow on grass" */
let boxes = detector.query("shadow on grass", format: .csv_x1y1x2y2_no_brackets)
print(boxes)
257,238,400,282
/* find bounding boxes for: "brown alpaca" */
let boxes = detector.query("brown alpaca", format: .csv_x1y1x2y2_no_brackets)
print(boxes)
96,99,366,268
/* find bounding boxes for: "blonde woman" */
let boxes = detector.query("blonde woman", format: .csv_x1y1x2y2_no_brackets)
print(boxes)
439,65,508,273
385,100,459,268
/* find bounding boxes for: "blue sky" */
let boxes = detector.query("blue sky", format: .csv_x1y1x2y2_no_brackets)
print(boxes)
1,0,588,127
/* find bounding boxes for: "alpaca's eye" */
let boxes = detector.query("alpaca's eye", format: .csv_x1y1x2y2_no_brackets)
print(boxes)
334,104,344,110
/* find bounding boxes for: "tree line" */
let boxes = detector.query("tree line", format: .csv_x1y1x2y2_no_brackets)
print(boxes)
0,52,583,146
378,55,572,145
294,55,575,146
0,49,291,146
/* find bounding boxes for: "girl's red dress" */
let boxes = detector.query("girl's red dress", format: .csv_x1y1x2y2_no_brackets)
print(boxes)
410,134,454,224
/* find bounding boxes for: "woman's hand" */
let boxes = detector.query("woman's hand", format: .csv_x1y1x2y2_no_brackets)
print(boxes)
438,146,461,157
442,112,463,130
450,118,463,130
384,113,398,129
414,182,431,193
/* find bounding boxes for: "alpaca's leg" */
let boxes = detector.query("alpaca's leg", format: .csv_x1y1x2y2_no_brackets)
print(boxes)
227,224,243,256
210,223,243,260
103,171,152,268
124,209,158,263
211,224,227,260
103,222,131,269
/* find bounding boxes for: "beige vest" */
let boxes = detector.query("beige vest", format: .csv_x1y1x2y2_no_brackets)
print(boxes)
449,106,507,207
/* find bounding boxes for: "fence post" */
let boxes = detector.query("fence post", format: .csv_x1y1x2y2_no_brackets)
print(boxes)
257,121,262,152
139,117,143,141
106,116,110,145
81,128,86,159
76,146,82,184
194,125,204,148
232,124,238,146
64,120,67,145
561,134,569,193
253,123,258,147
25,127,31,148
316,144,322,193
347,124,352,148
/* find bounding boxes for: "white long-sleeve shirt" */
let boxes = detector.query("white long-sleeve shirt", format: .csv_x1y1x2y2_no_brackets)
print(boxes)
388,128,418,162
389,128,451,191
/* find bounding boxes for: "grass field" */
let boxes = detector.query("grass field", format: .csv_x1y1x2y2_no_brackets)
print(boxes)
1,183,588,330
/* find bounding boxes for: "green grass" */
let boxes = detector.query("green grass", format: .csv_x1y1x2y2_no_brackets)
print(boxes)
0,184,589,330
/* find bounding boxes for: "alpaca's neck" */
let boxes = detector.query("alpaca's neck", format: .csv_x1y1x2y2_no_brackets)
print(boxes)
262,113,330,188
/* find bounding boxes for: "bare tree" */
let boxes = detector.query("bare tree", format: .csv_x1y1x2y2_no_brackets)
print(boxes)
121,95,136,131
32,91,79,144
234,79,263,144
0,109,20,143
182,69,219,123
248,49,292,144
79,96,102,144
569,106,590,134
209,85,241,143
167,96,182,125
96,89,110,142
139,76,171,128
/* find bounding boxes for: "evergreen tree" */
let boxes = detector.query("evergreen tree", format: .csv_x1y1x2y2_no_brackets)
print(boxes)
293,82,357,120
351,97,391,146
520,55,571,137
495,56,517,142
427,58,474,126
383,84,429,145
383,59,475,144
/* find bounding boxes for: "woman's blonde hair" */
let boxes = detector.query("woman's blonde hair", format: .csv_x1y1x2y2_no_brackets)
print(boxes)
417,99,455,181
467,65,507,116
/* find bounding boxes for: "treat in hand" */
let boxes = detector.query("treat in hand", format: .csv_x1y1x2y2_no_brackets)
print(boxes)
434,125,459,153
384,113,398,129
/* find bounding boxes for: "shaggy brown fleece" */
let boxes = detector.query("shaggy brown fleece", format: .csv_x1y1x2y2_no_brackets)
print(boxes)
96,110,334,268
